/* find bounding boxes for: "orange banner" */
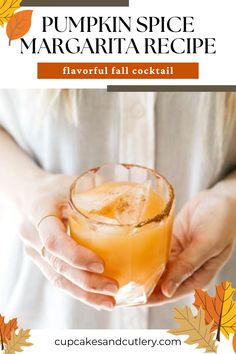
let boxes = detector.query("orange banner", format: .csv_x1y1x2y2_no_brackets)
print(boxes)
37,62,199,79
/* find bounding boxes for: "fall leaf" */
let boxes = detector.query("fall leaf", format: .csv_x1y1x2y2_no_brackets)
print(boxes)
168,306,218,353
194,281,236,341
0,315,18,344
233,335,236,353
4,329,33,354
0,0,22,27
6,10,33,45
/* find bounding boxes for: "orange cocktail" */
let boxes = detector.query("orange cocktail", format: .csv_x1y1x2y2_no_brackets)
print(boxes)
68,164,174,307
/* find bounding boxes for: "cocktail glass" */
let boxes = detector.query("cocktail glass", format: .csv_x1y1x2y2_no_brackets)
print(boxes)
68,163,174,307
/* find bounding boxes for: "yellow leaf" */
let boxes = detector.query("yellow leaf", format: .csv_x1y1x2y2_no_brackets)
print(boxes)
194,281,236,341
0,0,23,27
168,306,218,353
4,329,33,354
219,281,236,339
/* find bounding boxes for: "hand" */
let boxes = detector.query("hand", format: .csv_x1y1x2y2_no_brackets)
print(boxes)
147,189,236,306
19,173,118,311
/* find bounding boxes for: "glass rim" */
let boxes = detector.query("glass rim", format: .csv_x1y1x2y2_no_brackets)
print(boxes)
69,163,175,228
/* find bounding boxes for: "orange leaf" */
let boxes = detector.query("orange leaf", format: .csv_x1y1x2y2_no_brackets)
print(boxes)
233,335,236,353
6,10,33,45
0,315,18,344
193,281,236,341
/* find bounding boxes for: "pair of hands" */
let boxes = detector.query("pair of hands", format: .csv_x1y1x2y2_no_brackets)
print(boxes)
20,173,236,311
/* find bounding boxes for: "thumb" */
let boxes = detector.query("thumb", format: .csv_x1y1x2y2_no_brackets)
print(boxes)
161,239,213,298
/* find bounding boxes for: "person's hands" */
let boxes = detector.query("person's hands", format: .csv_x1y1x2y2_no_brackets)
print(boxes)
19,173,118,311
148,188,236,306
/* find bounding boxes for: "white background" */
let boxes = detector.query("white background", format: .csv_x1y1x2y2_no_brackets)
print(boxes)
0,0,235,88
19,330,235,354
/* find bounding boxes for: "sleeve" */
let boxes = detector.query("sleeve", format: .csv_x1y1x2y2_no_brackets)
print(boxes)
0,89,33,149
0,89,19,131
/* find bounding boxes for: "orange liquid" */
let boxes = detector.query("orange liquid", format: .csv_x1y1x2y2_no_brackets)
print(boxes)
69,182,173,302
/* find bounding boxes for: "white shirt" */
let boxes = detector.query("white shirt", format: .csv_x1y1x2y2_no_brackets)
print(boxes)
0,89,236,329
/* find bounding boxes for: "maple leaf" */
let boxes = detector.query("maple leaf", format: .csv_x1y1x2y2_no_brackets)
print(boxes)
0,315,18,347
0,0,22,27
168,306,218,353
4,329,33,354
194,281,236,341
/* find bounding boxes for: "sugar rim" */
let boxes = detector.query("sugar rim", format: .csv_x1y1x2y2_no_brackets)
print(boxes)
69,163,175,228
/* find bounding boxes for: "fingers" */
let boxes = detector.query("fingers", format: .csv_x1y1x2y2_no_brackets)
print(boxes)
148,262,216,306
42,248,119,296
147,244,233,306
20,219,119,297
19,220,43,251
38,216,105,273
175,244,233,297
25,246,115,311
161,239,218,298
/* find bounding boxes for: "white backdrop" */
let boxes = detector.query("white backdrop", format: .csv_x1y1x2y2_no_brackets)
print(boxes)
0,0,235,88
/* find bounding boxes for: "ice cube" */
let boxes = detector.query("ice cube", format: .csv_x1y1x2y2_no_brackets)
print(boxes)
73,183,132,213
89,213,119,225
73,182,151,226
114,182,151,225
